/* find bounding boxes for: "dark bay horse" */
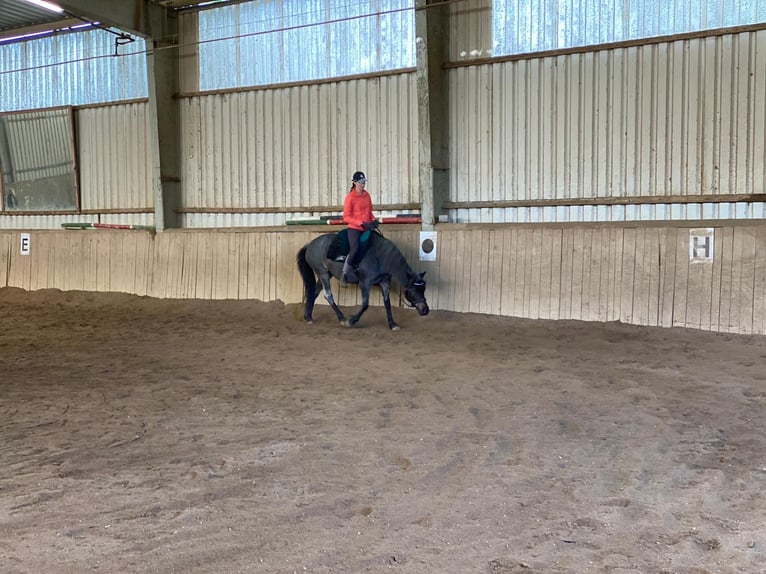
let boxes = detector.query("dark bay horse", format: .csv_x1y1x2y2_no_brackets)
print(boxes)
296,230,429,329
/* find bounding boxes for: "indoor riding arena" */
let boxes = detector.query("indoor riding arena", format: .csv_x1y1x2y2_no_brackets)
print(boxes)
1,1,765,573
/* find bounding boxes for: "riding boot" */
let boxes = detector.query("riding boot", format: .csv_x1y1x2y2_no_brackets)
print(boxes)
340,260,351,288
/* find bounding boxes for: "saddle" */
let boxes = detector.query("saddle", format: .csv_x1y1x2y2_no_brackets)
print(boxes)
327,228,373,262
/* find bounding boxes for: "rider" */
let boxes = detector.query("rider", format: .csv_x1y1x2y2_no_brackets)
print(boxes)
341,170,377,287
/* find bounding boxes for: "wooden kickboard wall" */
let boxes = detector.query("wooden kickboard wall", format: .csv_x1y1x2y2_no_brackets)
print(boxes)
1,224,764,335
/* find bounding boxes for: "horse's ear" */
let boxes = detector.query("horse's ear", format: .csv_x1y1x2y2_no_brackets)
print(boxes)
419,272,426,278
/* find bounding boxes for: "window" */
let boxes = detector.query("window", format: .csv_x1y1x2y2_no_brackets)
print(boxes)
493,0,766,56
0,108,79,212
199,0,415,90
0,29,147,112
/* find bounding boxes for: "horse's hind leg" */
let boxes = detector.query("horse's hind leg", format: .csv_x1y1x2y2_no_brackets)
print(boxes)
303,276,321,322
318,273,346,323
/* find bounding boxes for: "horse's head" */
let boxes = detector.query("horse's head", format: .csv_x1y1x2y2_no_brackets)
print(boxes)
404,271,429,316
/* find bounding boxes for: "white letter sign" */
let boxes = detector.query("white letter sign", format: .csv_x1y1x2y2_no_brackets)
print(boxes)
20,233,31,256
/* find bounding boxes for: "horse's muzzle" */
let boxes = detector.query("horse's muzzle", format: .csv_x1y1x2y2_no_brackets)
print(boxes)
416,302,429,316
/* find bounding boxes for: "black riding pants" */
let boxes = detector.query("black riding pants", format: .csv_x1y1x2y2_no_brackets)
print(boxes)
346,228,362,267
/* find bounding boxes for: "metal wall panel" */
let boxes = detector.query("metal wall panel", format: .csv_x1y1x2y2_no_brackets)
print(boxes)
180,73,419,227
449,30,766,223
75,103,154,213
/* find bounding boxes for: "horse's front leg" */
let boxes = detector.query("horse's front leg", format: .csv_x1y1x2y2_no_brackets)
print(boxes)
344,283,370,327
378,279,399,331
318,273,346,323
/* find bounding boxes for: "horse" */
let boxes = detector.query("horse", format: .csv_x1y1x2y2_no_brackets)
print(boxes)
296,229,429,330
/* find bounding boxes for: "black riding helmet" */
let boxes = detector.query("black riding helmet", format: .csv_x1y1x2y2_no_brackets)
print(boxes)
352,171,366,183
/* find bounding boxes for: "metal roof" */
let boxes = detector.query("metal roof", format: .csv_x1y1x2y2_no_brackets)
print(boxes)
0,0,233,38
0,1,69,34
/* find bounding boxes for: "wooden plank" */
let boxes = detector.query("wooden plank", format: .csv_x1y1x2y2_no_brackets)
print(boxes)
631,228,650,326
498,229,513,316
606,228,624,322
672,229,690,329
95,234,111,292
754,226,766,335
83,235,99,292
486,229,502,315
558,228,572,320
108,232,126,293
684,232,704,330
620,227,636,323
495,229,513,315
166,233,186,299
580,228,595,321
526,228,542,319
134,233,152,297
180,233,199,298
56,233,73,292
644,228,661,327
696,231,716,332
468,229,485,314
237,232,250,300
543,228,561,320
211,233,229,300
28,233,47,292
0,233,10,287
477,229,489,314
596,228,610,322
226,233,240,300
715,227,735,332
193,233,212,299
72,234,87,291
709,226,725,332
589,228,606,322
453,229,467,313
149,232,167,298
659,228,677,328
273,231,289,304
569,227,585,321
519,229,531,318
512,228,531,317
735,227,757,334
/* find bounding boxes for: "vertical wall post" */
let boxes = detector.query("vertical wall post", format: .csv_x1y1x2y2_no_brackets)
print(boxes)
416,0,450,230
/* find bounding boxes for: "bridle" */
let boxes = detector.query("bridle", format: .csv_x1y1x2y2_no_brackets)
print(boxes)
403,279,427,308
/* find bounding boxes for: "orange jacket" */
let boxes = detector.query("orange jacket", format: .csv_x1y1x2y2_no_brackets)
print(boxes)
343,190,375,231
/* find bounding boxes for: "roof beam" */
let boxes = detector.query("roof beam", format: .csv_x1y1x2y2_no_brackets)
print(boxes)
54,0,167,38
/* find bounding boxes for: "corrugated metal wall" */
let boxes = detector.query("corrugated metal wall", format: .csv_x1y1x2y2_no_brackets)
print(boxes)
179,73,419,227
449,29,766,223
75,102,154,213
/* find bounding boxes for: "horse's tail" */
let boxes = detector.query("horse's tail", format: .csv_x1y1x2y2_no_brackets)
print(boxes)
296,245,316,302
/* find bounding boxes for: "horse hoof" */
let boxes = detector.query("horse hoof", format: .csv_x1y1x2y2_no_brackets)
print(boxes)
390,325,400,331
341,320,351,328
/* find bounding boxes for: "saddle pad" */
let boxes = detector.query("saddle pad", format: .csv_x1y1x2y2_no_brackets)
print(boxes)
327,229,372,261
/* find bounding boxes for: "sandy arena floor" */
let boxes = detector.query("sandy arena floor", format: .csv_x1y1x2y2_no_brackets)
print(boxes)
1,288,765,574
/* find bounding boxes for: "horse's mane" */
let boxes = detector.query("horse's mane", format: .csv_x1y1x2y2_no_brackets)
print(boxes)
370,233,413,285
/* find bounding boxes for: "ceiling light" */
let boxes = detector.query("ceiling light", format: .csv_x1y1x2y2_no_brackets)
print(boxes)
22,0,65,13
